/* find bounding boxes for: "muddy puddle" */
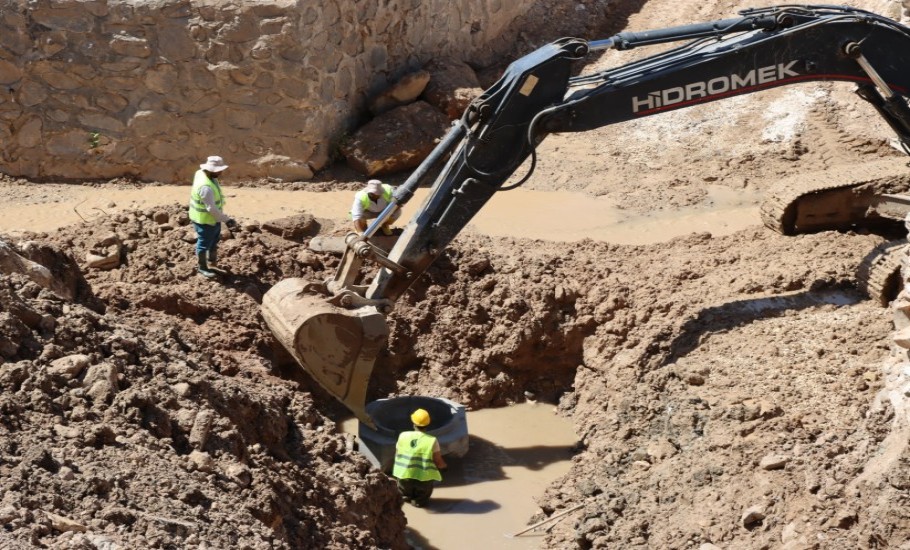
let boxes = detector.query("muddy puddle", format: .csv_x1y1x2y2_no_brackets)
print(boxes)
0,184,761,244
340,401,578,550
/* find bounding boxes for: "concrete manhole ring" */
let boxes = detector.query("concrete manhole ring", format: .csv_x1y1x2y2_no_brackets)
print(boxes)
357,395,470,472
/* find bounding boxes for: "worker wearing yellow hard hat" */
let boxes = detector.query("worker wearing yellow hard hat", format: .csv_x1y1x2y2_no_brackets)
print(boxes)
391,408,447,507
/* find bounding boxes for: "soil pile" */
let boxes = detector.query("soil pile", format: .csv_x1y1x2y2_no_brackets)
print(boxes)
0,208,405,549
399,229,905,548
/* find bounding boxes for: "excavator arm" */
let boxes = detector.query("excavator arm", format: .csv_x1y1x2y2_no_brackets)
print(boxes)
262,5,910,424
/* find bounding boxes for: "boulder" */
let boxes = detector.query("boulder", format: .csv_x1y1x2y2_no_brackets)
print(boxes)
261,213,320,242
83,362,121,404
0,240,56,295
422,58,484,120
369,70,431,115
740,505,765,529
759,454,790,471
17,241,87,301
341,101,450,176
85,234,123,270
85,246,121,270
250,153,314,181
48,354,91,378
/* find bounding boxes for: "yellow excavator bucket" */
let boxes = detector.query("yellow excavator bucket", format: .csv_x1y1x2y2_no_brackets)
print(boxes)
261,278,388,427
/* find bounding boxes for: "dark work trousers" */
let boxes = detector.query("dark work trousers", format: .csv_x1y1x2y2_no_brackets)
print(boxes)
193,221,221,255
396,478,435,506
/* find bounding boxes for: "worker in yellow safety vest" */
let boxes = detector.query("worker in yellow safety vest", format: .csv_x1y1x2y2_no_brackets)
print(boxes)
188,155,237,278
350,179,401,235
392,408,447,507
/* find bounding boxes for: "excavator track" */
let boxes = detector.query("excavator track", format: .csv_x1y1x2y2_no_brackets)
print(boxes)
761,159,910,235
857,239,905,306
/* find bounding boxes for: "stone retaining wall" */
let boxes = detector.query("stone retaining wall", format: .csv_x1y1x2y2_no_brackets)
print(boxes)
0,0,545,183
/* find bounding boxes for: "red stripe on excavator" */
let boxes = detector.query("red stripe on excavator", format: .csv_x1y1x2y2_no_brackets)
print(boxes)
633,74,909,116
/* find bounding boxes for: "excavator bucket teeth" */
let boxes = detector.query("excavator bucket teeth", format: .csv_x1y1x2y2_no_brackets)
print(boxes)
261,278,388,427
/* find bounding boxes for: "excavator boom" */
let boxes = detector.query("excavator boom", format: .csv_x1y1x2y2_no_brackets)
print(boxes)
262,6,910,424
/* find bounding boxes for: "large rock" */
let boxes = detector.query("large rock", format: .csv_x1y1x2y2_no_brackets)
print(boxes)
0,240,83,300
260,214,320,242
48,354,91,378
83,362,121,404
250,154,314,182
422,58,484,120
0,240,54,290
16,241,89,301
341,101,450,176
368,70,431,116
85,234,123,270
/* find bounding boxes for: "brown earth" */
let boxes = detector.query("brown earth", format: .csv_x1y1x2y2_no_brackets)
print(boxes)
2,0,910,549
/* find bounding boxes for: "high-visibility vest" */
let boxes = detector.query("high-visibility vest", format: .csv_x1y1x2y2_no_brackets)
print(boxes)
352,184,394,217
188,170,225,225
392,431,442,482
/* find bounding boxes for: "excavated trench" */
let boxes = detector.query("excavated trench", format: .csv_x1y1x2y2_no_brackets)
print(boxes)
0,184,603,549
1,176,910,548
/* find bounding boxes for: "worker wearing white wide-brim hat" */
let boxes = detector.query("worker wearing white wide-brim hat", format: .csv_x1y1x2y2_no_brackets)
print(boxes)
188,155,237,278
350,179,401,235
391,408,447,507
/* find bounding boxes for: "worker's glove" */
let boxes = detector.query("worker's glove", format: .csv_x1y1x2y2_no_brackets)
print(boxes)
225,218,238,230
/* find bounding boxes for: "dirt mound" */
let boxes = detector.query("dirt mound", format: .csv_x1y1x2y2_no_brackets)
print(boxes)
0,216,406,549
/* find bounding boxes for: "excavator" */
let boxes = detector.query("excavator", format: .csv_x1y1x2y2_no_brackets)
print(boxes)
262,5,910,424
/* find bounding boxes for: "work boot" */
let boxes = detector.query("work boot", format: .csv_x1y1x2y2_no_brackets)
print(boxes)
381,225,394,236
207,249,217,266
197,252,216,278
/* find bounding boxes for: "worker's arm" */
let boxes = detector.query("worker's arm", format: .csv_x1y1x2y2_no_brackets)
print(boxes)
432,440,447,470
351,193,368,233
197,185,232,223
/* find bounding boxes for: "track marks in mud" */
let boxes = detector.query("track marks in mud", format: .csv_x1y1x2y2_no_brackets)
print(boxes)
660,288,862,368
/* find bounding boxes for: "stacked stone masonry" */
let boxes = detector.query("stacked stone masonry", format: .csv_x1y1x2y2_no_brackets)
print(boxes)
0,0,534,183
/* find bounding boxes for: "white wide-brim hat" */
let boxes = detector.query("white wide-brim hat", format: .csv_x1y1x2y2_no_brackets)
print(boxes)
200,155,228,172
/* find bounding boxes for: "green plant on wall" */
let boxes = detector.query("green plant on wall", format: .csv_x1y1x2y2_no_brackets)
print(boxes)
88,132,101,149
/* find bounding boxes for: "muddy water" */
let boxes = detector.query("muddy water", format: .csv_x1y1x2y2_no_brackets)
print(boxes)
0,183,761,244
341,402,578,550
467,185,763,244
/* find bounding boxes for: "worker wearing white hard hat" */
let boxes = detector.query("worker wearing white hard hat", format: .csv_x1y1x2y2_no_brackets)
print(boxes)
188,155,237,278
350,179,401,235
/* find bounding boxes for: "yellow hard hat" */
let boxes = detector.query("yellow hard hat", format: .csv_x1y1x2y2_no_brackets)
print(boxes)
411,408,431,427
